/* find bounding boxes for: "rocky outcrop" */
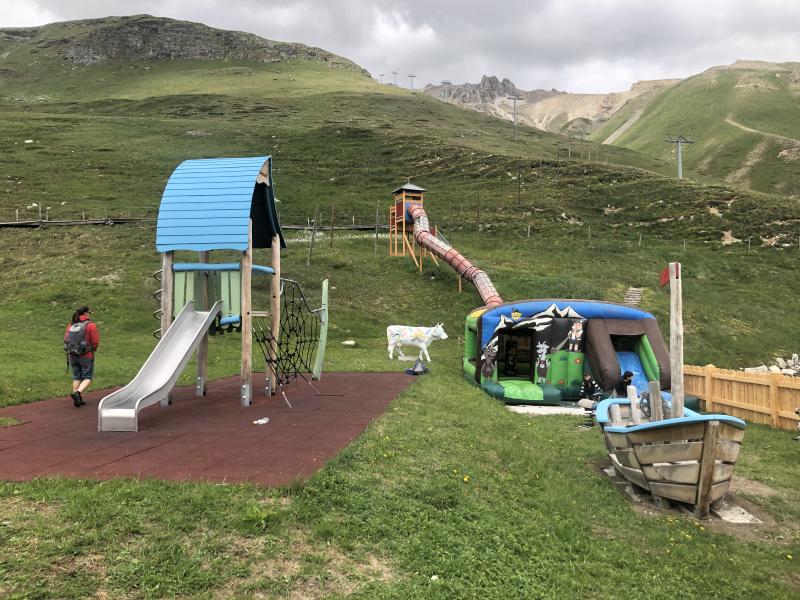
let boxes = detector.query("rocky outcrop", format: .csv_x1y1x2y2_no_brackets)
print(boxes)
743,353,800,376
426,75,561,106
0,14,369,74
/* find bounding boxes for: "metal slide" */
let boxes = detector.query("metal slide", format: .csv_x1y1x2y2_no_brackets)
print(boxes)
98,301,222,432
407,204,503,307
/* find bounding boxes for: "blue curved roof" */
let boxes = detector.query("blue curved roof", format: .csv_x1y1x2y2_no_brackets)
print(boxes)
156,156,285,253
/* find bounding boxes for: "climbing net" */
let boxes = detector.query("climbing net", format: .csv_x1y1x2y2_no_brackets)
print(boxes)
253,278,322,389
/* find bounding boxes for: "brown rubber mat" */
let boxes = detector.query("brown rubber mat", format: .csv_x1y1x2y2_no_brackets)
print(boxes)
0,372,412,486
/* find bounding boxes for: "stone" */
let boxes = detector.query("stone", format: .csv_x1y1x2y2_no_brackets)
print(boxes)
775,357,787,369
711,501,762,524
792,353,798,364
768,365,781,373
781,369,796,376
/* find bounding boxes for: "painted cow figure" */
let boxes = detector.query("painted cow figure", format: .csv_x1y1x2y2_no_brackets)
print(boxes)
386,323,448,361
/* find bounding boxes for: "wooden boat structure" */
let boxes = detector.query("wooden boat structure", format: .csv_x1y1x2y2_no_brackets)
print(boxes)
595,397,746,518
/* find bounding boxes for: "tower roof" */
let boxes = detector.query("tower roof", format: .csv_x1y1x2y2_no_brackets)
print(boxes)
391,182,426,195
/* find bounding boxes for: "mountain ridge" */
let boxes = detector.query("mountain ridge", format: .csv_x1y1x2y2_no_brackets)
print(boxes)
0,14,369,74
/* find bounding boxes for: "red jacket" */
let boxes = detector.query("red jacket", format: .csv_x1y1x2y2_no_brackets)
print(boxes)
64,314,100,359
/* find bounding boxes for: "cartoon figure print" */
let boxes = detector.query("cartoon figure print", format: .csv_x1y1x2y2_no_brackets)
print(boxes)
481,343,498,379
567,320,585,353
535,341,550,383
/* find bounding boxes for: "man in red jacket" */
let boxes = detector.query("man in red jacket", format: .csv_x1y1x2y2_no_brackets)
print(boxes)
64,306,100,407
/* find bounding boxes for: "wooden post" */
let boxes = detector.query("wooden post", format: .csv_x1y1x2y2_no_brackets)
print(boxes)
268,232,282,397
669,262,684,418
695,421,720,519
160,251,174,407
240,222,253,406
196,250,210,397
627,385,643,424
648,380,664,422
307,207,318,266
609,404,623,426
329,201,335,249
769,372,781,427
527,224,531,238
374,201,379,253
704,364,715,413
15,208,19,221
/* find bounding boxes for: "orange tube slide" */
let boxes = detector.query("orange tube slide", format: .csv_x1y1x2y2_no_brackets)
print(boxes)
408,204,503,307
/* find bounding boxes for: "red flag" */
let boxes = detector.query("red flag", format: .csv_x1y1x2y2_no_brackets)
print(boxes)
659,265,670,288
659,263,680,288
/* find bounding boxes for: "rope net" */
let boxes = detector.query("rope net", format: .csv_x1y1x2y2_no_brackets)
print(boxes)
253,278,321,386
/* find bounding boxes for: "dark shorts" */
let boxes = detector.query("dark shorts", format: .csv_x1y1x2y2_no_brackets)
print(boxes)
70,357,94,381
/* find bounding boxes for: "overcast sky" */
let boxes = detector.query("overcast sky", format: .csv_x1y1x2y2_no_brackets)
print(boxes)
2,0,799,93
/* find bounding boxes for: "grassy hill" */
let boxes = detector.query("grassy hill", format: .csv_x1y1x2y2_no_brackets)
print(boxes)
0,16,799,599
591,60,800,196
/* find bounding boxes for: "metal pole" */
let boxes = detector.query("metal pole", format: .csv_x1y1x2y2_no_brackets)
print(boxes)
374,201,379,253
379,73,384,84
408,74,416,92
677,141,683,179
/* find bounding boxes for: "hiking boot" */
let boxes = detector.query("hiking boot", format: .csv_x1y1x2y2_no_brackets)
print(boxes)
71,392,81,407
77,391,85,406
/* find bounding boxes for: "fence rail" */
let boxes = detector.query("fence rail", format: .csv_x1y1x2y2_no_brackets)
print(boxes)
684,364,800,430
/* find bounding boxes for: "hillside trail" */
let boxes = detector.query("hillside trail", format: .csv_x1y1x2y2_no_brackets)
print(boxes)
602,108,644,145
724,115,800,146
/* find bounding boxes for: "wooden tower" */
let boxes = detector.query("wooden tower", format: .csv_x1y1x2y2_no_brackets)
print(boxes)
388,182,437,271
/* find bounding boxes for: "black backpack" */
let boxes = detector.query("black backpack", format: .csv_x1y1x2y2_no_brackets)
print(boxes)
64,320,90,356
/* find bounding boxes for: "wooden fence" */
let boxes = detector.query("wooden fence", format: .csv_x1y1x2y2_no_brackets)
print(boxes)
684,364,800,431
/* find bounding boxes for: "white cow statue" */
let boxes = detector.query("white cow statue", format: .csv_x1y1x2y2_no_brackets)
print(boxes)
386,323,448,361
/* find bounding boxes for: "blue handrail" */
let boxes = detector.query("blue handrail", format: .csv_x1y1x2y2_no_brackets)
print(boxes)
173,262,274,275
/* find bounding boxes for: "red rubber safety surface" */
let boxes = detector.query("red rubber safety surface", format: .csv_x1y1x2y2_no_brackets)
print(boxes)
0,372,412,486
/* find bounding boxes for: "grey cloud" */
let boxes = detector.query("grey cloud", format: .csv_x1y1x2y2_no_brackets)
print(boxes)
3,0,799,92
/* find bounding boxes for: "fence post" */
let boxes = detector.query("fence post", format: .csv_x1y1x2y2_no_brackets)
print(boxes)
704,364,715,413
769,372,780,427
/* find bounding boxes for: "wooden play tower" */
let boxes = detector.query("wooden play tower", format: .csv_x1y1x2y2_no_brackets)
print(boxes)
388,182,438,272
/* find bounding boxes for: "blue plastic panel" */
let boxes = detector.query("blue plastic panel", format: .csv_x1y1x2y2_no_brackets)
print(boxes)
156,156,271,253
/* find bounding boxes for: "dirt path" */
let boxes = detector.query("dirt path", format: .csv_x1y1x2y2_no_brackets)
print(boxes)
602,108,644,145
725,115,800,146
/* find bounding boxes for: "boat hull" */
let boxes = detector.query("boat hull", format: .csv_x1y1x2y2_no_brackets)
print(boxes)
596,399,746,518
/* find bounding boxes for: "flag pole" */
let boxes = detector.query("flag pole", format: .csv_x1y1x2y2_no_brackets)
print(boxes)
668,262,684,418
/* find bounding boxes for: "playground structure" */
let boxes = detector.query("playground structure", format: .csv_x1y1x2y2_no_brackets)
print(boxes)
387,182,748,512
388,183,502,306
98,156,328,432
386,182,670,404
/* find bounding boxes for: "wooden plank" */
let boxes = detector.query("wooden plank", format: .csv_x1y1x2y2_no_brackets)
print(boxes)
608,404,624,426
711,398,772,415
160,250,174,407
719,423,746,442
240,221,253,406
648,380,664,422
627,385,643,424
267,232,281,399
713,463,734,483
769,372,780,428
716,440,741,463
628,422,705,444
610,455,650,490
615,448,641,470
604,431,631,449
634,441,703,464
195,250,209,397
649,482,697,503
704,364,714,412
695,421,720,518
642,463,700,484
709,481,732,503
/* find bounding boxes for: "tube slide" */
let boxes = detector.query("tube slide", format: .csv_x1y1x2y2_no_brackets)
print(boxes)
98,301,222,432
407,205,503,307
